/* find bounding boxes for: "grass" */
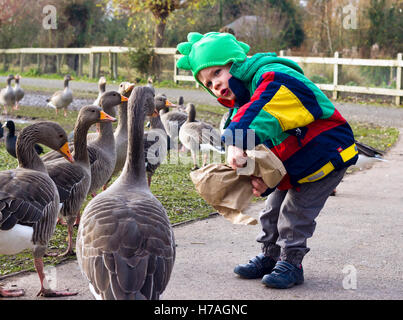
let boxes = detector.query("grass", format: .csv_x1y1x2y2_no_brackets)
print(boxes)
0,101,400,276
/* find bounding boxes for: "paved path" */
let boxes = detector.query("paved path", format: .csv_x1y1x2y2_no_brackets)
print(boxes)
1,129,402,300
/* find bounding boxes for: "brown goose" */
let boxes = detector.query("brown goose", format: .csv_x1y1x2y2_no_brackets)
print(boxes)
0,121,77,297
13,74,24,110
76,86,175,300
0,74,15,115
44,106,116,257
46,74,73,117
179,103,224,170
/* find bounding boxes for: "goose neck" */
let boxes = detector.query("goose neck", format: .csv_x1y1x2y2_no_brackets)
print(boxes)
16,131,46,172
120,88,148,187
73,121,91,164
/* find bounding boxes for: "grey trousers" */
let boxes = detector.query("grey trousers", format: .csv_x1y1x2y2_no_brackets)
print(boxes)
256,168,347,266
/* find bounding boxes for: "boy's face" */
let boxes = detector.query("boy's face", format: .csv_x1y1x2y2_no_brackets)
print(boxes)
197,64,235,101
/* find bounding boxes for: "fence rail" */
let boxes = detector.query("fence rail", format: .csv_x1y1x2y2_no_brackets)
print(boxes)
1,46,402,105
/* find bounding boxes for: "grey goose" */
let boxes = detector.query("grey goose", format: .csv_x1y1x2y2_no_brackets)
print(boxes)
46,74,73,117
76,86,175,300
45,106,116,257
0,121,77,297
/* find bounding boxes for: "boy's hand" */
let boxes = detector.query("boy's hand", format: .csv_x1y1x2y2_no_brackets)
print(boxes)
227,145,248,169
250,176,268,197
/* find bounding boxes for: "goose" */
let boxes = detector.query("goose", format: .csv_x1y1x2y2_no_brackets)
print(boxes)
3,120,44,158
93,76,107,106
179,103,224,170
0,121,77,297
111,82,135,177
0,74,15,114
44,106,116,257
13,74,24,110
76,86,175,300
177,96,186,112
144,107,169,186
76,87,175,300
46,74,73,117
156,94,187,149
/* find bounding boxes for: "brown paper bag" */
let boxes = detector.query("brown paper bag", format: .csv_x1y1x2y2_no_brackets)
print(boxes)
190,144,286,225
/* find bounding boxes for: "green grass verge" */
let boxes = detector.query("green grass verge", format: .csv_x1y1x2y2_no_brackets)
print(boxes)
0,101,400,276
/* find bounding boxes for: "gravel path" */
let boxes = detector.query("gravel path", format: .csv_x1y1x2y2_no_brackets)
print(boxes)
2,76,402,128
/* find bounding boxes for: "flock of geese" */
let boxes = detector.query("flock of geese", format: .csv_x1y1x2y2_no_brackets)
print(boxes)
0,75,226,300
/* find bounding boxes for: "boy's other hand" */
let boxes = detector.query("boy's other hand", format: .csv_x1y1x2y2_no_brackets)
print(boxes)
227,145,248,169
250,176,268,197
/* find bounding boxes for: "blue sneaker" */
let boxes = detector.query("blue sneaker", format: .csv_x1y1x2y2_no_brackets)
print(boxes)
234,254,277,279
261,261,304,289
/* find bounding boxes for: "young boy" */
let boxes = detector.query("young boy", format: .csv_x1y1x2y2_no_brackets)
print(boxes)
176,32,358,289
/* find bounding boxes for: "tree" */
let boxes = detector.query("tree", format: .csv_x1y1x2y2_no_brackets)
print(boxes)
112,0,214,77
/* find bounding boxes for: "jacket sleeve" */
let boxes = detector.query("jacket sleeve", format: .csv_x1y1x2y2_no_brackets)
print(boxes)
222,71,324,149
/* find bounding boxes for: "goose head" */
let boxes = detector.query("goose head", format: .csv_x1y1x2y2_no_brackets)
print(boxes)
18,121,74,163
185,103,196,122
14,74,21,84
2,119,16,134
154,94,176,113
99,91,128,116
98,76,107,92
78,105,117,125
118,81,135,98
63,74,73,88
6,74,14,85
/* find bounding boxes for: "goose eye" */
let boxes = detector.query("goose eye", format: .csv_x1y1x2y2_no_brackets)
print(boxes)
59,134,63,138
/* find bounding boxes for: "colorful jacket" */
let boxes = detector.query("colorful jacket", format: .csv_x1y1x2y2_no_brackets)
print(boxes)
220,53,358,189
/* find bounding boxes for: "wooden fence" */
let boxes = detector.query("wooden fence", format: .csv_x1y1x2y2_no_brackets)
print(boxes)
1,46,402,105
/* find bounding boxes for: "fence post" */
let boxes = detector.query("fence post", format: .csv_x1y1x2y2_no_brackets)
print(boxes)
333,51,339,100
173,54,178,84
37,54,41,72
396,53,402,106
78,54,83,77
56,54,61,73
19,53,24,73
89,52,94,78
109,51,113,79
113,53,118,79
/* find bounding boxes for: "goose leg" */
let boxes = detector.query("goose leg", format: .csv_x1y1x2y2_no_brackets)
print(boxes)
147,173,152,186
55,108,58,116
202,153,208,167
64,109,67,117
34,258,78,297
58,224,75,257
74,212,80,227
191,151,199,171
0,286,25,297
13,102,19,110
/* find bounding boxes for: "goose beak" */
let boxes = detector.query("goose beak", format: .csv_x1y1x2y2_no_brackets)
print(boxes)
123,83,135,95
151,109,159,117
165,99,177,108
121,95,129,102
2,122,6,128
100,110,117,122
59,142,74,163
70,76,74,80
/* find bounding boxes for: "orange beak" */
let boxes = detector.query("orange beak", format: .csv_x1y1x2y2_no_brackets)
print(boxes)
121,95,129,102
59,142,74,163
100,110,117,122
165,99,177,108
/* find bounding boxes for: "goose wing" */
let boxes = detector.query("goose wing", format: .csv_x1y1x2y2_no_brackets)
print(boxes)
0,169,58,243
46,159,89,205
77,194,175,300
